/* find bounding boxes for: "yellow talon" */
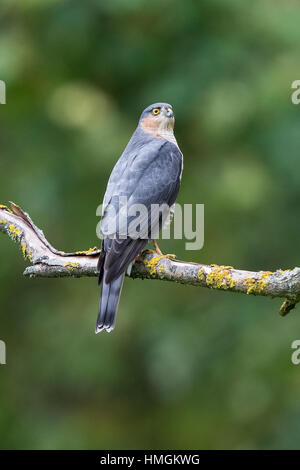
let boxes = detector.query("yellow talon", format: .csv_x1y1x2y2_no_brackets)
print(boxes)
164,254,176,259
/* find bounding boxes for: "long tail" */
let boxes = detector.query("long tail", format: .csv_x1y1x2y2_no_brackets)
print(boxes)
96,271,125,333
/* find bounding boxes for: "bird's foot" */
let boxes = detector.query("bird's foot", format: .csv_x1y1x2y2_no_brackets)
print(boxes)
139,249,176,260
162,253,176,259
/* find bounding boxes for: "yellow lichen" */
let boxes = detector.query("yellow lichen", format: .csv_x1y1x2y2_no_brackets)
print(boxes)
244,278,255,294
76,247,99,255
158,264,165,275
0,204,12,213
8,224,21,239
144,255,163,276
206,266,236,290
64,261,79,271
256,280,267,291
260,271,273,280
244,277,267,295
197,268,204,281
21,242,33,261
21,242,27,259
0,219,7,224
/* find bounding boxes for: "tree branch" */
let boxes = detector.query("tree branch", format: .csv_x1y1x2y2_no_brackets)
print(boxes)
1,202,299,316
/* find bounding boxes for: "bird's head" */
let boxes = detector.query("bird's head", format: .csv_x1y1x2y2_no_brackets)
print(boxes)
139,102,175,136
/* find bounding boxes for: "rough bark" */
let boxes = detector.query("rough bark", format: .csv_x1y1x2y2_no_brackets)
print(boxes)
0,202,299,316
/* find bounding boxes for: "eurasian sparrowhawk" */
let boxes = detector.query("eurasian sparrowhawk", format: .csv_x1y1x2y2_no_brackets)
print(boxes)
96,103,183,333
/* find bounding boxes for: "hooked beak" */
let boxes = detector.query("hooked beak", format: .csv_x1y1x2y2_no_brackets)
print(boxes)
163,106,174,118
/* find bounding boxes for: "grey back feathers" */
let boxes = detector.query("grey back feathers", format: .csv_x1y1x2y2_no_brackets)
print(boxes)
96,103,183,333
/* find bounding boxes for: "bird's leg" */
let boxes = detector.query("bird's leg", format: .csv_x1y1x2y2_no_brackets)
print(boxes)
152,239,176,259
153,239,163,255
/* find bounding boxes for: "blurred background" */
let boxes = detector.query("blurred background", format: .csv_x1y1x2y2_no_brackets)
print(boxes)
0,0,300,450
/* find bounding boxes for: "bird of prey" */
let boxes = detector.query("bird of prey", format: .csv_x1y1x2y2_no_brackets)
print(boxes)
96,102,183,333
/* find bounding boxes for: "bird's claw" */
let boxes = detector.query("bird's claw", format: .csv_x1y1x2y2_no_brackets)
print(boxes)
163,253,176,259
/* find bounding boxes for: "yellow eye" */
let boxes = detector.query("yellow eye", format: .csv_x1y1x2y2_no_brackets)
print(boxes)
152,108,160,115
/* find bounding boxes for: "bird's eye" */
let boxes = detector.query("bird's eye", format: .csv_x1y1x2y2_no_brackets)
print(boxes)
152,108,160,115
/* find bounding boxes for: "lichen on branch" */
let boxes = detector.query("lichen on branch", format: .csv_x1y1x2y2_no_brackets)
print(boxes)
0,202,299,316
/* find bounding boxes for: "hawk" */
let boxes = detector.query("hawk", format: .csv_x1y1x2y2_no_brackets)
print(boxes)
96,103,183,333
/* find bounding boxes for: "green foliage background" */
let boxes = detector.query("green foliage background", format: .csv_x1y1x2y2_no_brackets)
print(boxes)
0,0,300,449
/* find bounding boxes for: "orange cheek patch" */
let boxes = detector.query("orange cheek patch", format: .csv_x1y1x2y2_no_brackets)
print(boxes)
141,115,161,134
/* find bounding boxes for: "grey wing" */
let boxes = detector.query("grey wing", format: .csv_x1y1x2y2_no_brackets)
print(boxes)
101,141,182,237
101,151,130,216
101,140,183,283
125,141,183,238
